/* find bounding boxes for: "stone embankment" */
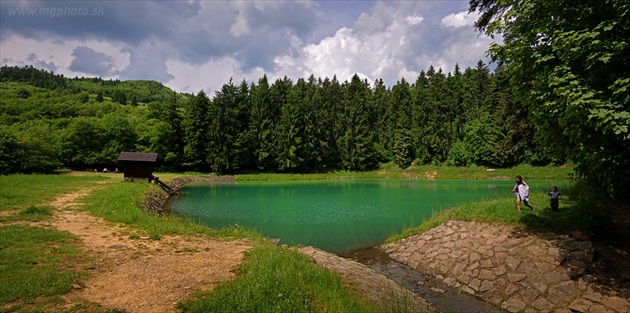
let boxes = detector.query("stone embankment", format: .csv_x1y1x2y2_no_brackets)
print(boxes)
143,175,234,214
300,246,438,312
382,220,630,313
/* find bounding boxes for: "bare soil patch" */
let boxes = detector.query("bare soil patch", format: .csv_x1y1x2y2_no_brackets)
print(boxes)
39,185,253,313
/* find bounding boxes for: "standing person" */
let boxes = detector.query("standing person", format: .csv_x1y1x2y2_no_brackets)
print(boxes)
511,175,534,211
548,186,560,211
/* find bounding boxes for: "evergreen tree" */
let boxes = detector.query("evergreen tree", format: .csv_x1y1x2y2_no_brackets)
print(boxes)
0,65,66,89
248,75,276,171
150,92,185,171
300,75,322,172
268,77,294,171
2,61,576,174
231,80,252,171
446,62,493,166
390,78,415,168
208,79,240,174
183,90,211,171
320,76,344,167
411,71,429,163
382,78,399,157
461,61,491,123
338,75,376,170
308,77,333,169
372,79,391,162
485,69,528,167
417,67,451,164
165,92,185,168
448,64,465,139
276,78,304,172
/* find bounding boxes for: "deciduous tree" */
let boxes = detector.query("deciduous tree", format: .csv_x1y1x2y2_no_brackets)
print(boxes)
470,0,630,196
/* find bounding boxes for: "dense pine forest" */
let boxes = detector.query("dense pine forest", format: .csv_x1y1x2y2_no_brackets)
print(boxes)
1,63,554,174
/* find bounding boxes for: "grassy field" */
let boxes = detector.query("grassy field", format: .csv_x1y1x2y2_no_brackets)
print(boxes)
0,165,580,312
0,173,107,213
0,225,87,307
0,173,106,310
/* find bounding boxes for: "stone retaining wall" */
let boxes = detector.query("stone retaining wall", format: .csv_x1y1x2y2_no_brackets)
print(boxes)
382,220,630,313
143,175,234,214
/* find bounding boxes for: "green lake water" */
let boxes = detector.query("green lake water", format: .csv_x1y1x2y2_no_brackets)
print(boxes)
167,179,556,254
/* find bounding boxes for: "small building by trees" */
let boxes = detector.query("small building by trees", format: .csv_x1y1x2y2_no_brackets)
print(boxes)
117,152,158,182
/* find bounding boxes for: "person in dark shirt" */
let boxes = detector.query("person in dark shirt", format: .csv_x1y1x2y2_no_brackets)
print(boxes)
548,186,560,211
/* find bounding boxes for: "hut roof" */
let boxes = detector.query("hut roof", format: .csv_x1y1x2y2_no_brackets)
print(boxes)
117,152,158,162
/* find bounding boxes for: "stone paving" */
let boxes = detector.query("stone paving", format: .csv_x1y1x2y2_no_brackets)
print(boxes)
382,220,630,313
300,246,438,312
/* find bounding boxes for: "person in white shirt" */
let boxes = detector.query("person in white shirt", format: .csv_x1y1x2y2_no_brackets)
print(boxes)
511,175,534,212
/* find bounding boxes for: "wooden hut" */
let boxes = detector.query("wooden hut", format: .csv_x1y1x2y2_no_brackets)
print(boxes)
117,152,158,182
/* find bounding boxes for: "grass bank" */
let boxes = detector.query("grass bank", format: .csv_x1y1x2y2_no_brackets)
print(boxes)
79,177,257,240
178,244,381,313
236,163,575,181
385,180,597,244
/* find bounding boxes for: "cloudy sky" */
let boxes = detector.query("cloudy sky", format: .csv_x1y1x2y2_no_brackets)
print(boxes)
1,0,494,94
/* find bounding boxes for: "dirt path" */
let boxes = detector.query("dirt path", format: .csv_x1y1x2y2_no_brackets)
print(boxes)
41,184,253,313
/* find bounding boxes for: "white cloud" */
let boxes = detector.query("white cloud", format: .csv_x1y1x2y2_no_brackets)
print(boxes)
165,56,266,95
353,2,396,33
229,3,250,37
441,11,479,29
299,27,370,83
274,2,488,87
406,15,424,26
287,1,418,85
441,36,492,69
117,38,175,82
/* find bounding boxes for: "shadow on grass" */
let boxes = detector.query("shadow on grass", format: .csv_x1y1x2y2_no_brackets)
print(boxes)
518,201,595,236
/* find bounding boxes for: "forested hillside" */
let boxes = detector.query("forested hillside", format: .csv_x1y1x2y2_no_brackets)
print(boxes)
0,63,557,175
